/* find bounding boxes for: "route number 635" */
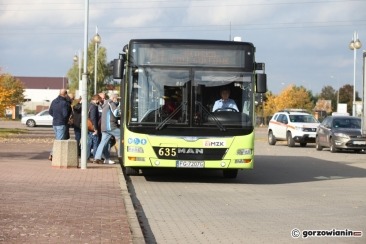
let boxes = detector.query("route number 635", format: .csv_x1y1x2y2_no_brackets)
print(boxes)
158,147,177,157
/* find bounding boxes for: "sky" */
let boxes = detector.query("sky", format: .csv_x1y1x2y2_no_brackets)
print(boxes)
1,0,366,96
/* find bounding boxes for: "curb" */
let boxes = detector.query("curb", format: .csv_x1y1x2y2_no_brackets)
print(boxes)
116,163,145,244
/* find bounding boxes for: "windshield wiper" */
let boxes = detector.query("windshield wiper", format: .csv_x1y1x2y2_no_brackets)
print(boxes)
196,101,226,131
156,102,186,131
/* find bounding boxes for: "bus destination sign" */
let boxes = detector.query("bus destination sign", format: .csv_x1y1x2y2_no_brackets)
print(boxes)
134,46,246,68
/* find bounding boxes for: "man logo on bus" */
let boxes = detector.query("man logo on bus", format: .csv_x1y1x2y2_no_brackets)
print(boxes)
177,148,204,154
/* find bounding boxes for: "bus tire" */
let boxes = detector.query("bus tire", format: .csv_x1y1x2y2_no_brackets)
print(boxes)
126,167,139,175
223,169,238,179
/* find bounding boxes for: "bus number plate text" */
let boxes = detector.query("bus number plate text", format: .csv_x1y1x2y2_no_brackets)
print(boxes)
176,161,204,168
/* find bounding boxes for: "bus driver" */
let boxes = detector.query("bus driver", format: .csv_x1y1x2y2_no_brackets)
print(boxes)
212,87,239,112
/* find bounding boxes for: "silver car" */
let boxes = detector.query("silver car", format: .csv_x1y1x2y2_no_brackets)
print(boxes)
316,115,366,153
21,110,53,127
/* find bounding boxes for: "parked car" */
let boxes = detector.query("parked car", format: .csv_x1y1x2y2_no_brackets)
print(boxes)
268,109,320,147
316,115,366,153
21,109,52,127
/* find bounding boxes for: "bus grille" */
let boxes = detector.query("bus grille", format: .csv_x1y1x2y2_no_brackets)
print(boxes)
152,147,227,160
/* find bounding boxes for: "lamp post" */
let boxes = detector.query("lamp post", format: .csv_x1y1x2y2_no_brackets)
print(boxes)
93,27,101,95
73,50,82,96
349,31,362,116
80,0,89,169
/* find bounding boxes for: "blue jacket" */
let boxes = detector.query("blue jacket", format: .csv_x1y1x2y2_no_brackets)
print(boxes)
100,99,121,132
49,95,71,126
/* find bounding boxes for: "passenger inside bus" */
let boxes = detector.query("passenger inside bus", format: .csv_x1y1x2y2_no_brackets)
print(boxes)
161,88,182,120
212,86,239,112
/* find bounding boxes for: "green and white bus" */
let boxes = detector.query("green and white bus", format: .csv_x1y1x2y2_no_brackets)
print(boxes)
113,39,266,178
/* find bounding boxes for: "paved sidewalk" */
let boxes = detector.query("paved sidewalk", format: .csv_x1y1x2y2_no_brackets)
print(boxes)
0,139,144,243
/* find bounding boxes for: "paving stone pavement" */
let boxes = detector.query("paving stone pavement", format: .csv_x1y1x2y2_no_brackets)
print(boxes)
0,128,144,243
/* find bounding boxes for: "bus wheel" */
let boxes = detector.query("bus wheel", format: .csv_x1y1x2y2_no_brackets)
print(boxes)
223,169,238,179
126,167,139,175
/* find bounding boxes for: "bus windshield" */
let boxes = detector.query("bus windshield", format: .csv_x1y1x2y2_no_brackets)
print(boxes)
128,66,254,131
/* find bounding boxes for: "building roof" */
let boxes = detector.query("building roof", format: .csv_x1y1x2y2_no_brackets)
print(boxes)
15,76,68,90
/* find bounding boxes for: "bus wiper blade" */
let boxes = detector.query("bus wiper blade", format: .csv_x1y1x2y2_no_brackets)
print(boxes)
196,101,226,131
156,102,186,131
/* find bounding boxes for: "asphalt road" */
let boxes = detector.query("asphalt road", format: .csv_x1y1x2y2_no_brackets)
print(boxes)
127,127,366,243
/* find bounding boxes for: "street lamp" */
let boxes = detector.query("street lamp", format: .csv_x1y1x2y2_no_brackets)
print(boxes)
80,0,90,170
73,50,82,96
349,31,362,116
93,27,101,95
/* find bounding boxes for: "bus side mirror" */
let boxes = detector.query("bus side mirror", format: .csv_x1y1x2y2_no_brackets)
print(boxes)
113,55,125,79
255,73,267,93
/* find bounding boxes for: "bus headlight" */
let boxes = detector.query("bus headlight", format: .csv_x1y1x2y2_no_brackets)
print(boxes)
127,146,144,153
235,159,252,164
237,149,252,155
128,157,145,162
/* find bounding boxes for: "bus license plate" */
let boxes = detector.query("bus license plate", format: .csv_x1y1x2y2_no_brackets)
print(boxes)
176,161,204,168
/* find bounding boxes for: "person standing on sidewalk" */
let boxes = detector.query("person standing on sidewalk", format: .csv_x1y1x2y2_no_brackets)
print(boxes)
64,93,74,140
71,97,82,157
48,89,72,161
93,94,121,164
87,94,101,161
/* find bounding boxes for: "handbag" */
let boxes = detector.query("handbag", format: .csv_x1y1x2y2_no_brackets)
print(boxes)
87,107,95,132
87,118,94,132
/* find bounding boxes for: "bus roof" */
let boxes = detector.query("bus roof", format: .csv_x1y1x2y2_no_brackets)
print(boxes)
129,38,254,47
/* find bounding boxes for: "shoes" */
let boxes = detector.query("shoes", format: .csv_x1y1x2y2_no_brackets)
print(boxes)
48,155,52,161
104,159,116,164
93,159,103,164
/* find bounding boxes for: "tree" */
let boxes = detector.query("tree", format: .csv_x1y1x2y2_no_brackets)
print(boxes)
273,85,314,112
67,39,111,98
318,85,337,112
0,72,25,117
263,91,277,119
338,84,361,115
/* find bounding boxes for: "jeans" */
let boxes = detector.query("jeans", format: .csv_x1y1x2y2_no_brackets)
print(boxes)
53,125,67,140
50,125,67,156
94,128,121,160
87,132,100,160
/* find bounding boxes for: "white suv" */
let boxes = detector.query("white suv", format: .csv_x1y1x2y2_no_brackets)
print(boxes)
268,110,320,147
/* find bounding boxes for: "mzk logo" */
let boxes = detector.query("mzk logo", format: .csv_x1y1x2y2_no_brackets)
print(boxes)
204,140,226,147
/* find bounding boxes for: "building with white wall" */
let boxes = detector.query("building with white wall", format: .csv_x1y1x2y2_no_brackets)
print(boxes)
16,76,69,113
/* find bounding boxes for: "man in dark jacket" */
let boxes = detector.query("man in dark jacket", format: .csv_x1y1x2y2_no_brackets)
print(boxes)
87,94,101,160
72,97,82,156
48,89,72,160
